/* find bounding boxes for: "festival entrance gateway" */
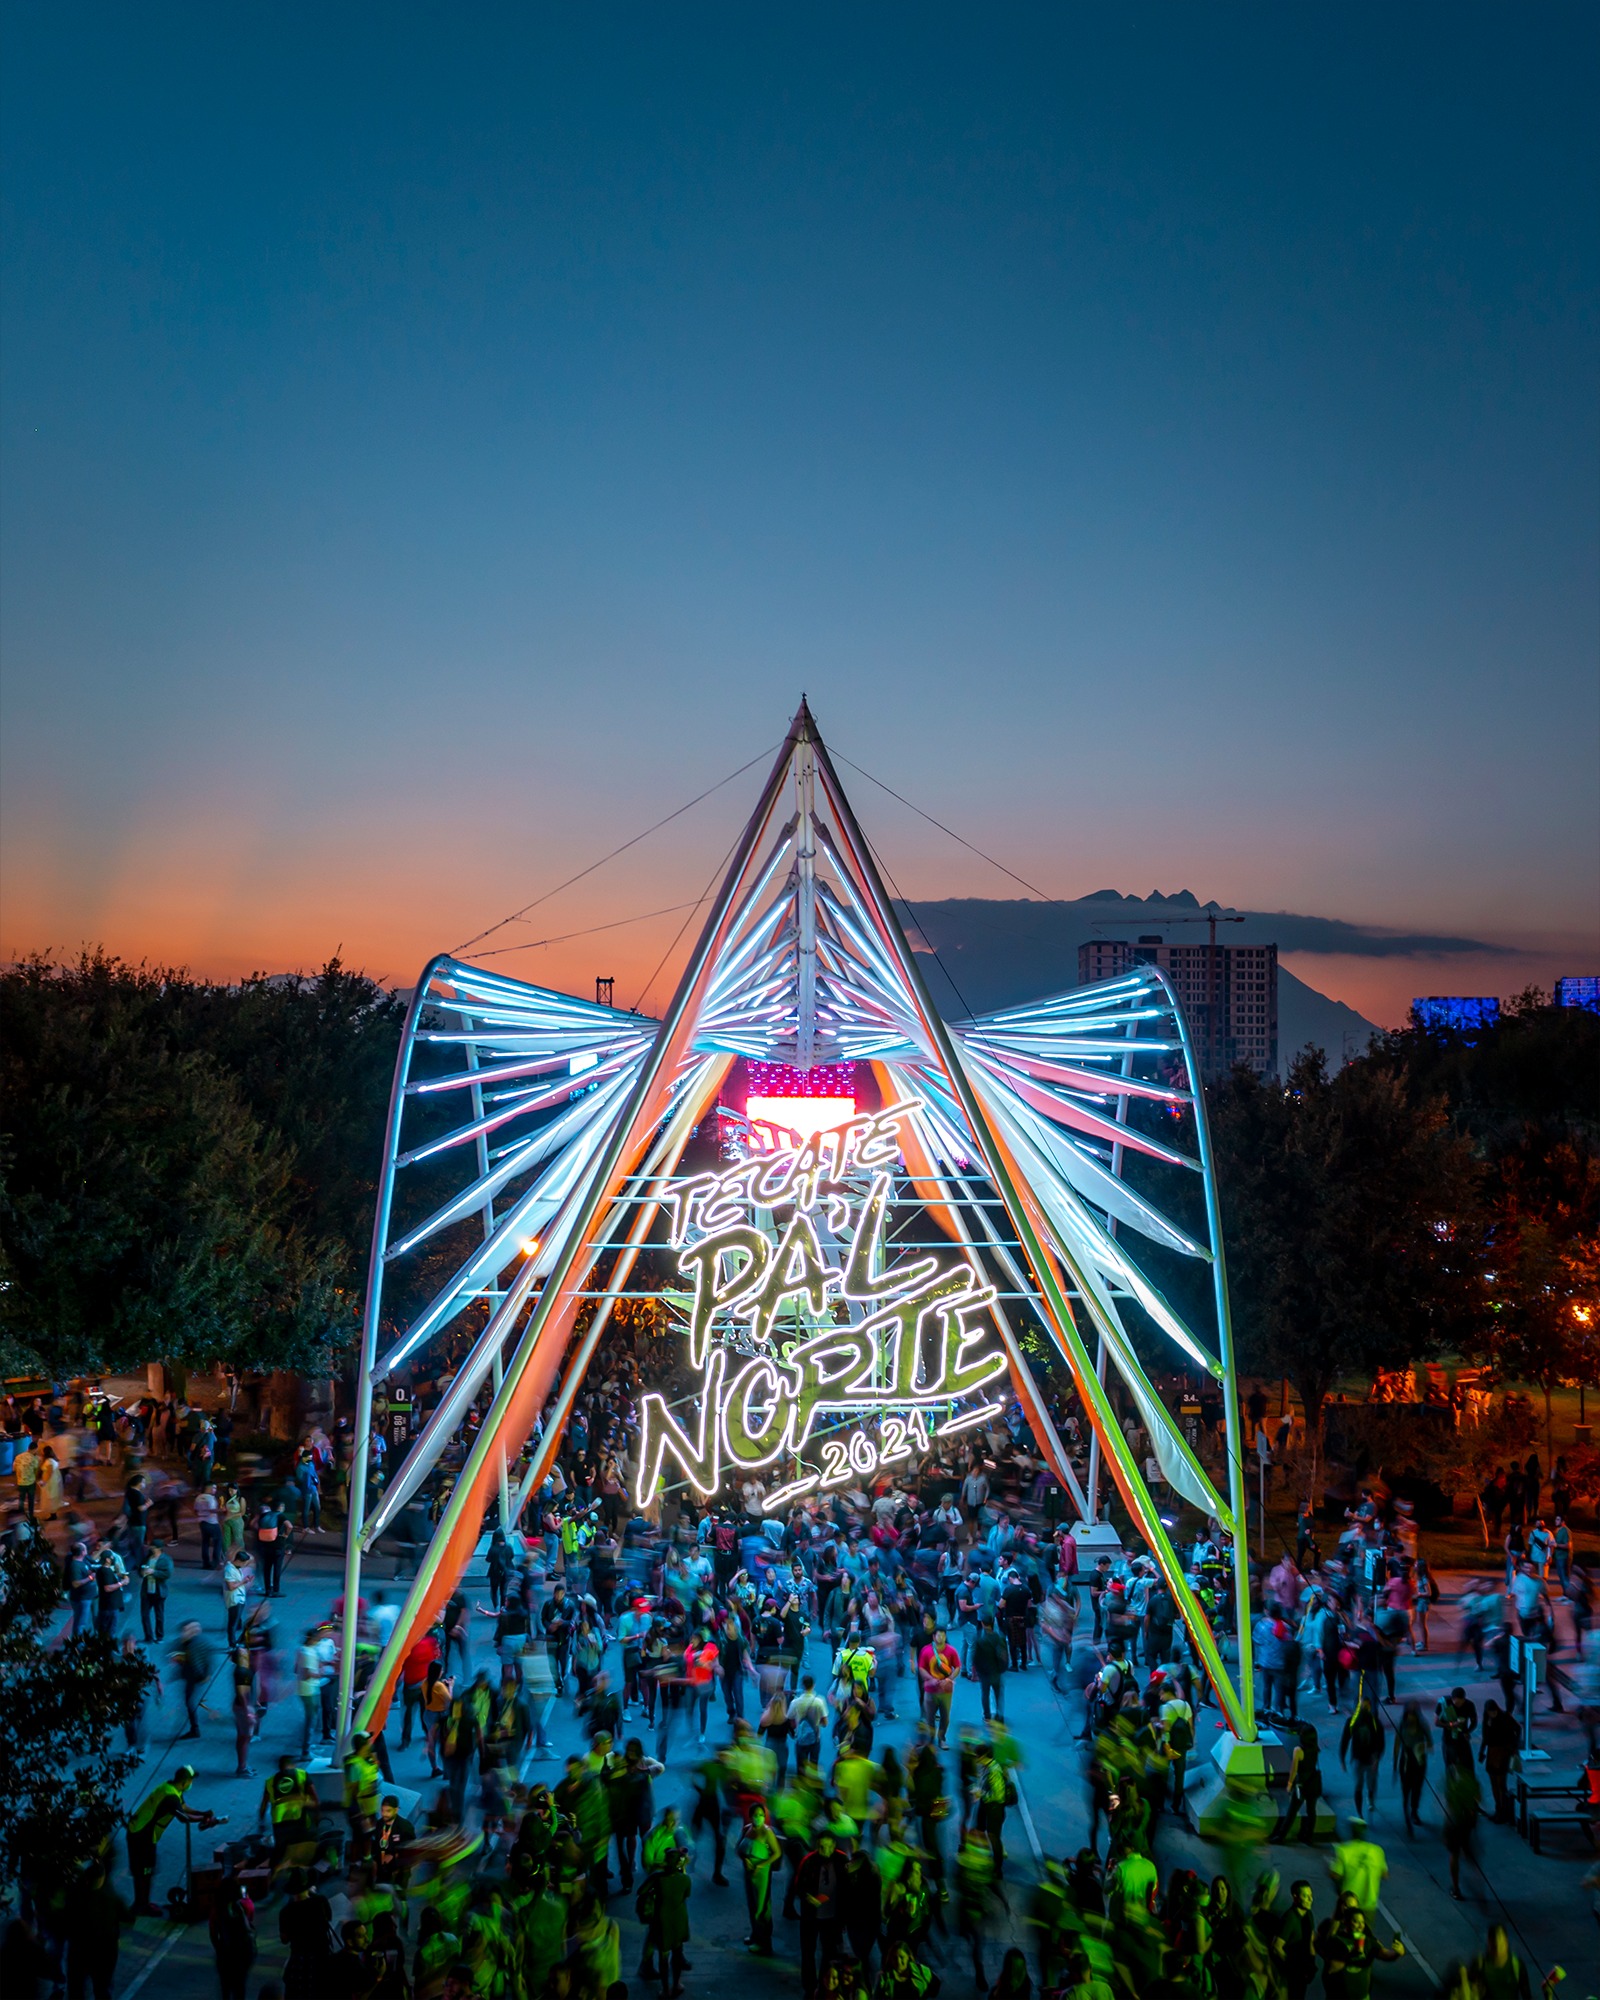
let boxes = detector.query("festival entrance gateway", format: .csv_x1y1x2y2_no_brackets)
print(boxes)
344,703,1259,1752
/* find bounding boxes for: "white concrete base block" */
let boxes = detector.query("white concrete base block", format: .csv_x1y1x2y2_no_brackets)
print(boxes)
1179,1727,1331,1840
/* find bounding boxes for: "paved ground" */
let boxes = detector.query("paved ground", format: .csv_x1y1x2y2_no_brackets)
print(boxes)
39,1514,1600,1998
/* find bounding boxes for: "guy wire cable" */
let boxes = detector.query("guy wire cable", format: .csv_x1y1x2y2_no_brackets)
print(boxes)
453,742,780,957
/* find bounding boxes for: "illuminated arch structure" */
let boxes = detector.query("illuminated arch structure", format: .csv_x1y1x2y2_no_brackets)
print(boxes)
343,703,1259,1753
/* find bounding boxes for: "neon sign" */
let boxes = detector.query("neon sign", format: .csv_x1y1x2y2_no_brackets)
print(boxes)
744,1061,858,1146
636,1098,1009,1511
745,1094,856,1142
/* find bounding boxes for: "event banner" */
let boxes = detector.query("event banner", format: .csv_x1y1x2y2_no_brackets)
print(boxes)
635,1097,1008,1510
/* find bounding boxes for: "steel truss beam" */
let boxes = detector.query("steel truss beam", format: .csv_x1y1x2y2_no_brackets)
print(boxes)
345,702,1256,1742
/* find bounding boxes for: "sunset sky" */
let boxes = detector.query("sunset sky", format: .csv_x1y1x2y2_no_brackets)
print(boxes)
3,8,1595,1027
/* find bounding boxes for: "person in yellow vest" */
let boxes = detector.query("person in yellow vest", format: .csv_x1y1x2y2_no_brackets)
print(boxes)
258,1752,319,1870
126,1764,217,1914
1328,1817,1389,1918
560,1504,596,1592
344,1731,382,1865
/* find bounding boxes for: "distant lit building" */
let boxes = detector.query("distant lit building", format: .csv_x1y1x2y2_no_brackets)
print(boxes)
1555,976,1600,1014
1412,996,1500,1034
1077,936,1277,1079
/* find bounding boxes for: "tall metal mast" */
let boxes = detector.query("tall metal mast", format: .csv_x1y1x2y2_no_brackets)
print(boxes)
794,707,819,1071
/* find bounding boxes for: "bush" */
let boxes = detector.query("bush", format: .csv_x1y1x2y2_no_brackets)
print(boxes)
0,1535,156,1891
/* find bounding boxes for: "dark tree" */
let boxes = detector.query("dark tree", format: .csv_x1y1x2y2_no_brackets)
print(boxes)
1205,1048,1486,1452
0,950,402,1379
1380,986,1600,1156
1484,1141,1600,1453
1373,990,1600,1442
163,959,407,1263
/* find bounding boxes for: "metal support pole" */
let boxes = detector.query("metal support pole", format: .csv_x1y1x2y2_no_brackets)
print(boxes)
465,1020,511,1533
1165,965,1257,1740
911,1139,1088,1519
1259,1452,1266,1562
492,1349,509,1526
795,732,818,1070
338,962,441,1742
1084,1337,1109,1521
1084,1017,1140,1528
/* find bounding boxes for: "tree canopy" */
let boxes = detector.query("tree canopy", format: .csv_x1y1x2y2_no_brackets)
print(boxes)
1205,1046,1487,1433
1370,990,1600,1444
0,950,403,1379
1190,995,1598,1449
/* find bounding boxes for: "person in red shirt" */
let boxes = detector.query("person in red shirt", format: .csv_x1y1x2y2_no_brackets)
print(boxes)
685,1629,721,1745
918,1626,960,1745
398,1630,441,1751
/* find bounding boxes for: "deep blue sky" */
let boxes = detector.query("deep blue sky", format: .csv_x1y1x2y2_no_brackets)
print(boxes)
3,6,1595,1022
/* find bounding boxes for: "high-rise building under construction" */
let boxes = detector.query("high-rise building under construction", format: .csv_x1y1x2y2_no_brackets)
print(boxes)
1077,935,1278,1080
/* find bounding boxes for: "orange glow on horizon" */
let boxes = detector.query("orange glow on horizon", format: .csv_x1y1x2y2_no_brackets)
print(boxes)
2,821,1583,1036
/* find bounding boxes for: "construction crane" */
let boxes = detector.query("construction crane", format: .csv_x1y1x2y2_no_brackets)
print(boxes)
1089,906,1245,949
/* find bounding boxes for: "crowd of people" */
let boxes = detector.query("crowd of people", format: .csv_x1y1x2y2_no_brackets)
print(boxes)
1,1353,1592,2000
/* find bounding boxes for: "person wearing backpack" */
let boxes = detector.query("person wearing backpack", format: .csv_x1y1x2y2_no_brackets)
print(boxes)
1254,1611,1289,1719
1091,1641,1131,1735
791,1672,827,1770
1161,1686,1195,1810
208,1876,257,2000
259,1753,317,1871
1143,1576,1176,1667
1340,1690,1386,1817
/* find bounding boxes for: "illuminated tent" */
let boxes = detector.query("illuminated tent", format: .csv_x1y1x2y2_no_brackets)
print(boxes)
344,703,1258,1741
